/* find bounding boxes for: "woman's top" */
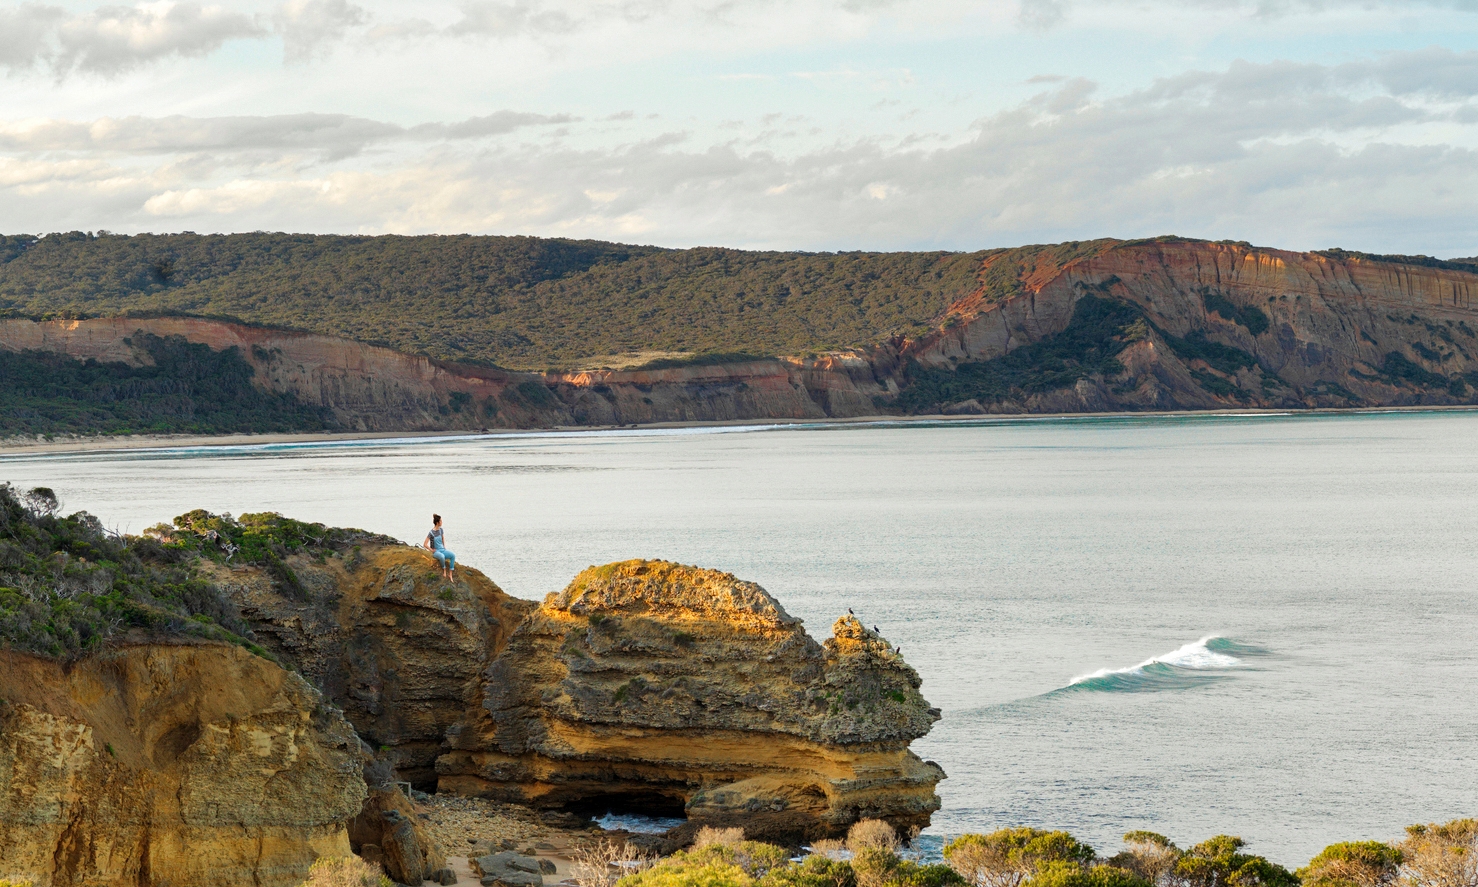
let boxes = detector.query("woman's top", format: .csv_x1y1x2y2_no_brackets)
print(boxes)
427,527,446,550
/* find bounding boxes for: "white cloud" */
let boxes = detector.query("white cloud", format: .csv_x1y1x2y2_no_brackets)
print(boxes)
50,2,263,76
5,51,1478,255
274,0,369,63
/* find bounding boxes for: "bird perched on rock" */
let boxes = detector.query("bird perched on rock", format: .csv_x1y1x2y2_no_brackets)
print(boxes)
848,608,854,615
873,625,880,633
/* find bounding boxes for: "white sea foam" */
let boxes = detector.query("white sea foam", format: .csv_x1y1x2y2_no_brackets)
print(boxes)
1069,635,1240,685
592,811,687,834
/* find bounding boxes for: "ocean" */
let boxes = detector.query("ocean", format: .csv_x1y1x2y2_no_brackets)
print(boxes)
4,411,1475,866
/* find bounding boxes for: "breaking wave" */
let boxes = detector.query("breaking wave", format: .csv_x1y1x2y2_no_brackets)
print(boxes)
1058,636,1265,694
592,811,687,834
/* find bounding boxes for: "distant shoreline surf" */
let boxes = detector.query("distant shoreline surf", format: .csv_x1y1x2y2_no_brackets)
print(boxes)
4,404,1474,458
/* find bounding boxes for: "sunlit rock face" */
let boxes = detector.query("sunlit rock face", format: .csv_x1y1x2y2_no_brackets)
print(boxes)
0,644,366,887
436,559,945,843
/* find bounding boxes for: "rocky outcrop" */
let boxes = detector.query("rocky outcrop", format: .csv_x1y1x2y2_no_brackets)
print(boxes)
436,560,944,843
0,644,366,887
204,545,535,786
350,787,452,885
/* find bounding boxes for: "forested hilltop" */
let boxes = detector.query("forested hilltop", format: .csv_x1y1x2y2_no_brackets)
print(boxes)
0,231,1005,370
5,233,1478,438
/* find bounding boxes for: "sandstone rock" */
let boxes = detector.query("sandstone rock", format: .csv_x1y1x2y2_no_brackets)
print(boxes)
0,644,366,887
473,852,546,887
437,560,943,842
350,787,448,886
210,545,535,785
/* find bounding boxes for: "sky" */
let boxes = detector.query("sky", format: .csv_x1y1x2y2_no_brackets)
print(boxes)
2,0,1478,253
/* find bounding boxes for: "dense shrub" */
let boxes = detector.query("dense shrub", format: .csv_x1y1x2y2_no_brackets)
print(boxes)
850,848,964,887
0,483,256,658
1173,837,1296,887
1107,833,1180,887
1297,842,1402,887
760,856,858,887
1398,819,1478,887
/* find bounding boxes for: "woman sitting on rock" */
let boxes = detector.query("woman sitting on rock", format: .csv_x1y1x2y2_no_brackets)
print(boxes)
423,513,456,581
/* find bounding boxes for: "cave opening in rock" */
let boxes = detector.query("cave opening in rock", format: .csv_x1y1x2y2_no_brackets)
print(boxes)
566,791,689,831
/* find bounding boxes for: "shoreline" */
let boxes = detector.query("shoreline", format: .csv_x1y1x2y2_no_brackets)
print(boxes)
3,404,1477,457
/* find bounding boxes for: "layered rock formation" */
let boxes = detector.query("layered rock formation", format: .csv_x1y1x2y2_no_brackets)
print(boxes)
436,560,944,842
7,240,1478,427
0,644,366,887
204,545,534,785
907,239,1478,412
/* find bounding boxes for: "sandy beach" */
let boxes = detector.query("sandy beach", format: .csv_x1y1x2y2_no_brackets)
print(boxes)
4,406,1470,458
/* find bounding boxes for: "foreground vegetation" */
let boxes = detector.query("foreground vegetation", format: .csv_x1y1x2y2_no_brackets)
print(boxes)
0,332,328,436
532,817,1476,887
0,484,383,658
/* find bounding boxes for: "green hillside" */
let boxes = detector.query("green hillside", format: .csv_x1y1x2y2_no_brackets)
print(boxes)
0,232,994,370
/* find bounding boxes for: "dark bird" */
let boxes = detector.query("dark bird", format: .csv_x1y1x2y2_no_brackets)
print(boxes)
848,608,854,615
873,625,880,633
895,646,901,655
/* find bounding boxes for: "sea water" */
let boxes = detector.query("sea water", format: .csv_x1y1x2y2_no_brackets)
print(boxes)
4,411,1476,866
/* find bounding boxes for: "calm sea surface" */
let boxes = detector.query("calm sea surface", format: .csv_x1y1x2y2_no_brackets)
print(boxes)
4,412,1476,866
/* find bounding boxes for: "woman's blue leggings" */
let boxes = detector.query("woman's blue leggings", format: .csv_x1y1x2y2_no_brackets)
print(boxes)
433,548,456,569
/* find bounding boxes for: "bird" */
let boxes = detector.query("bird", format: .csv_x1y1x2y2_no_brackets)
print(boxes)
895,646,901,655
873,625,880,633
847,608,854,615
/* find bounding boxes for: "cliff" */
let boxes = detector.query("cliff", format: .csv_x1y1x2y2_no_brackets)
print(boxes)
202,544,535,785
6,239,1478,432
0,644,367,887
212,547,944,843
901,238,1478,412
436,560,944,842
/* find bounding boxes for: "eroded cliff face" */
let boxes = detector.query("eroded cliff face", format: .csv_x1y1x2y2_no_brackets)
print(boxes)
203,545,535,785
8,241,1478,426
436,560,943,842
0,644,366,887
908,240,1478,412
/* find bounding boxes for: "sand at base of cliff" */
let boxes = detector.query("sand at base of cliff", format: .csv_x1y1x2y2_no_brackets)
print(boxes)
420,794,598,885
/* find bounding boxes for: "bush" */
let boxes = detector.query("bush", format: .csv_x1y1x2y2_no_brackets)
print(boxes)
850,821,902,854
1398,819,1478,887
1173,837,1295,887
681,842,793,878
852,847,965,887
297,856,392,887
1031,862,1148,887
695,828,747,850
0,483,255,658
762,856,857,887
1107,833,1180,886
1297,842,1402,887
619,861,755,887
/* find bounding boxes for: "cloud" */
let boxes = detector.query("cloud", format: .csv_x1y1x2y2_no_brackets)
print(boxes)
274,0,369,63
0,111,573,159
5,50,1478,254
446,0,578,37
47,2,263,76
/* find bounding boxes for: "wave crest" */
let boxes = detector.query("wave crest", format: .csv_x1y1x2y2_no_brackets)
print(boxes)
1061,636,1263,694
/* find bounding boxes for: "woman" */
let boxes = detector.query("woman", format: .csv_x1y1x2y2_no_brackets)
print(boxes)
423,513,456,580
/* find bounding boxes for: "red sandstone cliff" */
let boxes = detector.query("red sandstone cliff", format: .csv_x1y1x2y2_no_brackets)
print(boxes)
5,239,1478,428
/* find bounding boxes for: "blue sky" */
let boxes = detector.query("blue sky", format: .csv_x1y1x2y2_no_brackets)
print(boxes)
2,0,1478,254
